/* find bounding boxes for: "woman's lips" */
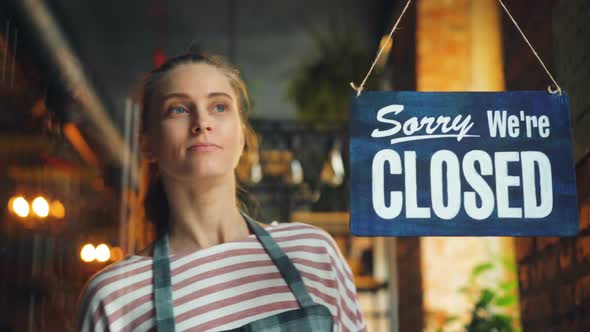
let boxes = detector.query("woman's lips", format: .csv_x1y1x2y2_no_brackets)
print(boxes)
187,144,220,152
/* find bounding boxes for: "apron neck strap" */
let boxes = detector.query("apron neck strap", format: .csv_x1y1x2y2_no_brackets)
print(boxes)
239,211,315,307
153,231,176,331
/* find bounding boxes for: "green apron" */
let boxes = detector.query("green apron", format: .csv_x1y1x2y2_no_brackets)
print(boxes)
152,212,334,331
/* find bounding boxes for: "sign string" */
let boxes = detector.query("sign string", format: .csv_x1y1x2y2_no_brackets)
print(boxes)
350,0,414,97
496,0,561,95
350,0,563,97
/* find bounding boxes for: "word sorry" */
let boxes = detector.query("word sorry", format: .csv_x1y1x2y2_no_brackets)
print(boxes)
371,104,479,144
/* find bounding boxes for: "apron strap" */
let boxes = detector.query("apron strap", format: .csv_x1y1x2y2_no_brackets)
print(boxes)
240,211,316,308
153,235,177,331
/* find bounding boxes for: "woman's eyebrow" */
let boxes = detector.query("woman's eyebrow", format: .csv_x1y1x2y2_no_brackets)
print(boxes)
159,93,191,104
159,92,233,101
207,92,233,100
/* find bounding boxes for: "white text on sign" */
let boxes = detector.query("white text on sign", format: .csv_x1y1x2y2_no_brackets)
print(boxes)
487,110,550,138
370,105,554,221
372,150,553,220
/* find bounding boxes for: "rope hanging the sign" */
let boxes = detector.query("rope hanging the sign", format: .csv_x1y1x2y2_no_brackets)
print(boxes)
496,0,562,95
350,0,563,97
349,0,414,97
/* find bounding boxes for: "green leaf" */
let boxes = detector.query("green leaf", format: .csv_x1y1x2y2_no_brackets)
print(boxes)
501,257,518,274
499,280,518,292
495,313,514,322
491,314,515,331
472,263,494,278
476,289,495,308
494,295,517,307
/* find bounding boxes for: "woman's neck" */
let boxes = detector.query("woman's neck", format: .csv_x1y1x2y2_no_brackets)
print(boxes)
161,175,250,254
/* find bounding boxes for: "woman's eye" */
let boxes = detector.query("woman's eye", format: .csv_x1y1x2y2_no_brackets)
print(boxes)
169,106,188,115
214,104,226,112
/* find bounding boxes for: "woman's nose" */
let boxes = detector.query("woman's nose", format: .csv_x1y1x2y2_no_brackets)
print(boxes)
190,113,212,134
191,123,212,134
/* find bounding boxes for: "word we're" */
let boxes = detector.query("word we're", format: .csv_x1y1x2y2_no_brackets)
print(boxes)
487,110,550,138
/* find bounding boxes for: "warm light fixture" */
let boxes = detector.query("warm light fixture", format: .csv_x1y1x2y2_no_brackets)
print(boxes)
95,244,111,262
80,244,96,262
379,35,393,54
50,200,65,219
288,159,304,185
110,246,124,262
32,196,49,218
376,35,394,70
330,146,345,184
10,196,30,218
250,162,263,184
321,140,345,187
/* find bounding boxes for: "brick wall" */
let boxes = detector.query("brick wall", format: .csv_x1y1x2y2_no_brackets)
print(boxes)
515,163,590,331
416,0,470,91
506,0,590,331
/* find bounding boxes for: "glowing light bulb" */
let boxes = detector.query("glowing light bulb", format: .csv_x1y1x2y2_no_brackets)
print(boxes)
95,244,111,262
110,247,123,262
11,196,30,218
51,200,65,219
81,244,96,262
32,196,49,218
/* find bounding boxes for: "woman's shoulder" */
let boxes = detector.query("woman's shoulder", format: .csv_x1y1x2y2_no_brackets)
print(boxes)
268,220,334,240
269,221,343,256
77,256,152,329
79,255,151,305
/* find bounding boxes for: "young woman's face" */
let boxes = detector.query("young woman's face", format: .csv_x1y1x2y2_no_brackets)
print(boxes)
144,63,245,182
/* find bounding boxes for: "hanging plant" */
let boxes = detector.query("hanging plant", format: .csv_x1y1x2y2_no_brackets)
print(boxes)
285,24,381,130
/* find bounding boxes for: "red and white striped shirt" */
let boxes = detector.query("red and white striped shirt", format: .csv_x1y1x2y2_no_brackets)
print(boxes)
78,222,367,331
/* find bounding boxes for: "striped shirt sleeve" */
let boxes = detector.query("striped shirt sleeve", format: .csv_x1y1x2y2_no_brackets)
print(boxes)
314,227,367,332
76,257,145,332
77,281,104,332
77,266,116,332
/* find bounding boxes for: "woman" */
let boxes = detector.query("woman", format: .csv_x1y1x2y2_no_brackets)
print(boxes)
77,52,367,331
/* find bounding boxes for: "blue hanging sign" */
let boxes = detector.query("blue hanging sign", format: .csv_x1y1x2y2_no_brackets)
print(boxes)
349,91,579,236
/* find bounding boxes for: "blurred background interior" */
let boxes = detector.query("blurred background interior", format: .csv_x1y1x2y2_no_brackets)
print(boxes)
1,0,590,331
